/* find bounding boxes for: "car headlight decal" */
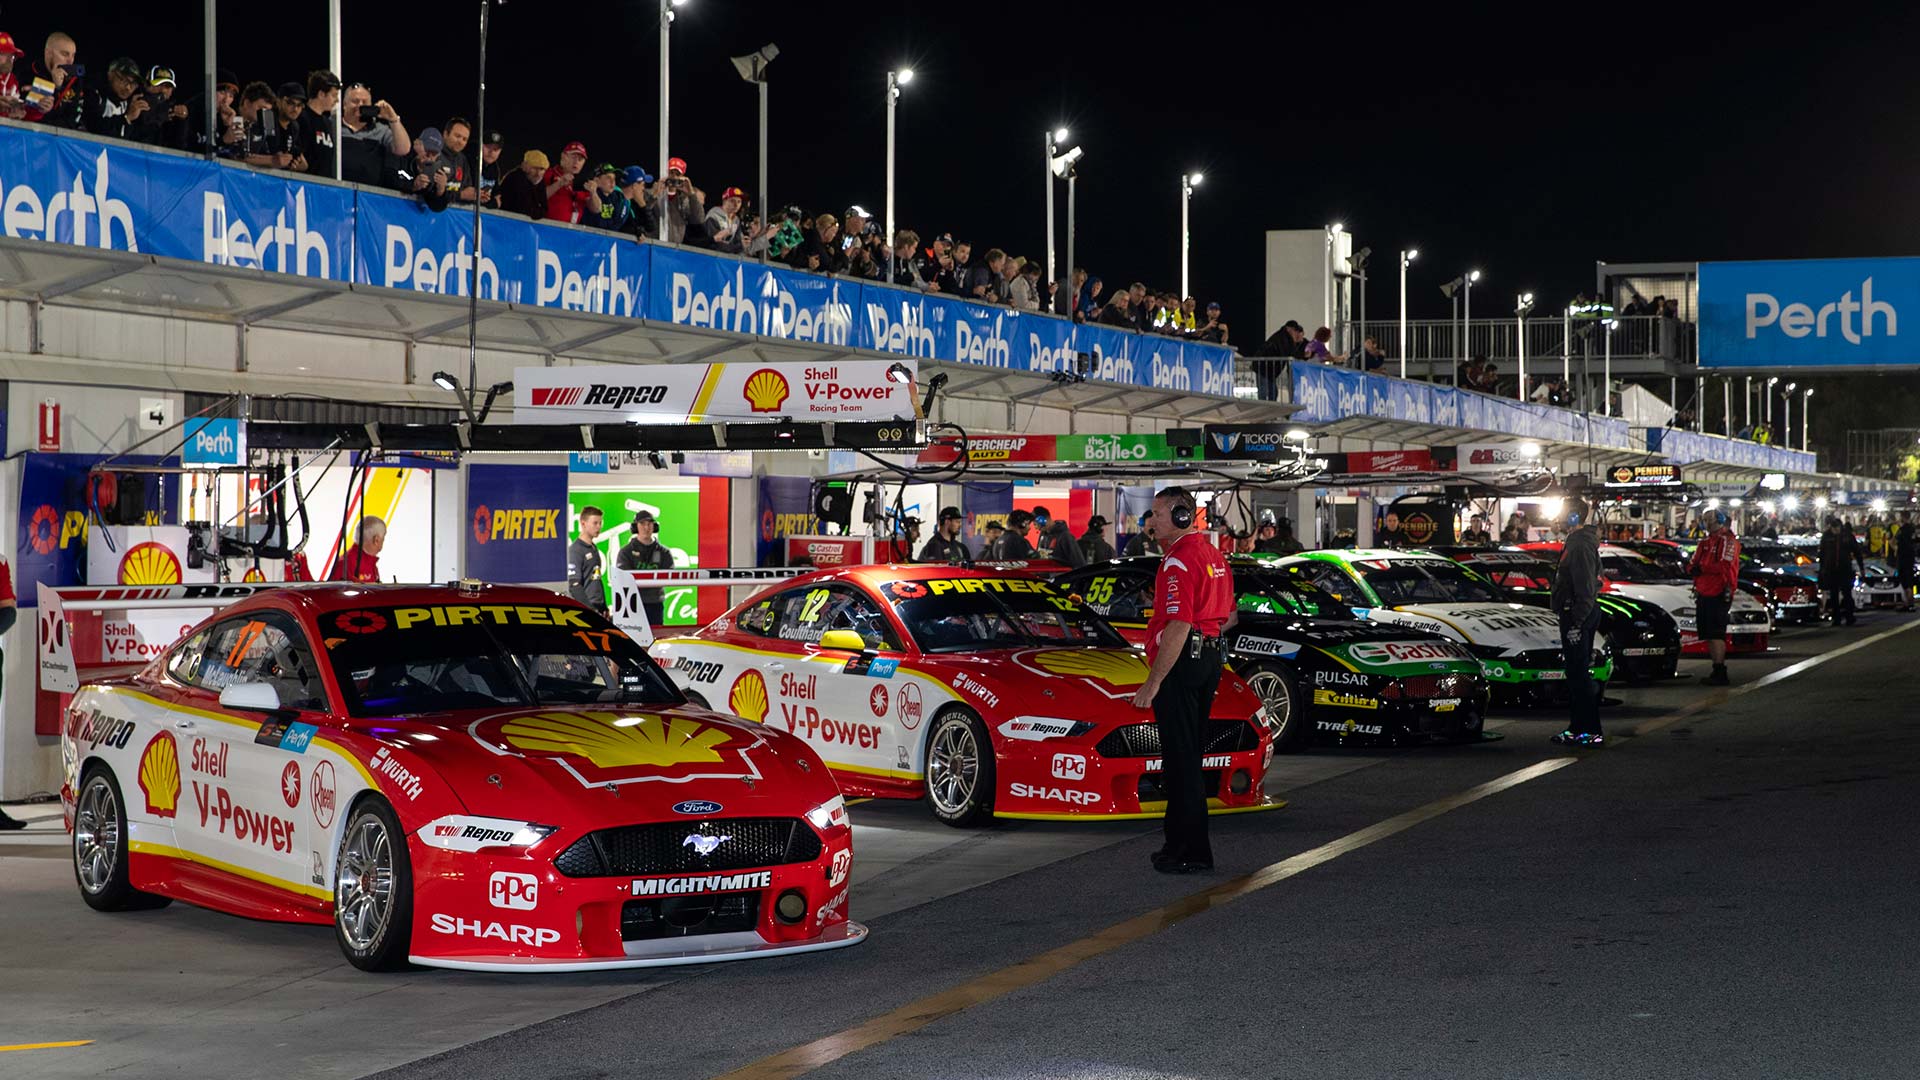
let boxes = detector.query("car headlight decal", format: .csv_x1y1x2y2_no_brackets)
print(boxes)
806,795,849,832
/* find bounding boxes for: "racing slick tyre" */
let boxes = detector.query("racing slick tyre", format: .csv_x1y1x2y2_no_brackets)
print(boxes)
925,707,996,828
73,765,171,912
334,797,414,972
1238,661,1306,752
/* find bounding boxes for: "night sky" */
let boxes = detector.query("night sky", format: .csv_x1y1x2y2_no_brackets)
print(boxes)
25,2,1920,460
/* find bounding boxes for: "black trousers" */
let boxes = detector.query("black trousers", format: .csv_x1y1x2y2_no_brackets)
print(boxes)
1560,605,1603,736
1153,639,1225,864
1822,579,1856,622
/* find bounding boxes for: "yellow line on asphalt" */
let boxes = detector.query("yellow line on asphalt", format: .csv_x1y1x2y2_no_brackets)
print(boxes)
713,757,1576,1080
716,619,1920,1080
0,1041,92,1052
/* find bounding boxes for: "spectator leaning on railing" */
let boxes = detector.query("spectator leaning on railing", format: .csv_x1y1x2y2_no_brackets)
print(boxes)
581,164,631,232
619,166,657,238
495,148,547,218
544,141,589,222
477,131,505,203
657,157,707,243
24,31,82,125
0,33,30,118
1097,288,1132,327
337,83,408,185
1194,301,1228,344
706,186,747,254
82,58,157,143
440,117,477,202
401,127,452,211
293,70,342,178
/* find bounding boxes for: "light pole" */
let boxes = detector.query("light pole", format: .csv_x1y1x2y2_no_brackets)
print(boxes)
885,67,913,283
1782,382,1797,446
1181,173,1204,299
1744,375,1752,429
1044,127,1068,288
657,0,687,243
1802,387,1813,451
1439,276,1463,382
1515,293,1534,402
1398,248,1417,378
1603,318,1615,416
729,44,778,237
1766,376,1779,428
1324,223,1343,346
1462,269,1481,364
1050,143,1084,299
329,0,342,180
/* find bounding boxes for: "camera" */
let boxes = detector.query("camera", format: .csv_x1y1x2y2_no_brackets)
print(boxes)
358,104,380,123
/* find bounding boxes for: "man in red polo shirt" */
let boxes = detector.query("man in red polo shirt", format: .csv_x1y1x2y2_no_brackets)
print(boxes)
1131,486,1234,873
0,554,21,829
1686,510,1741,686
330,517,385,583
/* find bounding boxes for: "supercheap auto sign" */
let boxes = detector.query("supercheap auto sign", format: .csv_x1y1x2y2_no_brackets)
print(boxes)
465,464,568,583
513,359,915,425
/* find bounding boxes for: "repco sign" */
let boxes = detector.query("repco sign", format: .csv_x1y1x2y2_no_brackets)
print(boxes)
529,384,669,410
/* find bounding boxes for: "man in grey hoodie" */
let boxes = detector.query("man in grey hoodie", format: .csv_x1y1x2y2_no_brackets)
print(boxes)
1549,497,1604,746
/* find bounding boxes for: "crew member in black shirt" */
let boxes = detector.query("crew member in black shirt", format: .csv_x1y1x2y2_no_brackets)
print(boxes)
567,506,607,613
1000,510,1038,561
917,506,971,566
616,509,676,625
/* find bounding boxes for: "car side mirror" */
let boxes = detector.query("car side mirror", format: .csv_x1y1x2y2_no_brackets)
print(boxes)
816,630,870,653
218,681,282,712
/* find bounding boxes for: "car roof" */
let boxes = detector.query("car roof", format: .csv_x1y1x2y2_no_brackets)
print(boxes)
254,583,581,617
1300,548,1446,563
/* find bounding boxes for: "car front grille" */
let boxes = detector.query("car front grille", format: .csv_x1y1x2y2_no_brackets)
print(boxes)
1096,720,1260,758
1734,610,1768,624
554,818,822,878
621,891,762,941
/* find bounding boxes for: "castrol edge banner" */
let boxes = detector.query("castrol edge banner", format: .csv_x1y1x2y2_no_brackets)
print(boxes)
514,360,916,425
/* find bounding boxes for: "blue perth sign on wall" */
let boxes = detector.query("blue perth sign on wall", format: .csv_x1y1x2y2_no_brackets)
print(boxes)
0,122,1238,395
1699,257,1913,369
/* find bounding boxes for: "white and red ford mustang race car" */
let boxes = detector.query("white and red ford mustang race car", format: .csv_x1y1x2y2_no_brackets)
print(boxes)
44,582,864,972
638,564,1283,827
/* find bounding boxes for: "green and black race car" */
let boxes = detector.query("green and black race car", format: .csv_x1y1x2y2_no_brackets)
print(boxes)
1049,557,1491,749
1268,548,1613,704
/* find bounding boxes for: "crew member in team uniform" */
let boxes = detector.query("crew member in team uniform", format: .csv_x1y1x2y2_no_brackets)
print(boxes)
615,509,676,625
330,517,385,582
0,554,20,830
1000,510,1038,561
1131,486,1235,874
568,505,608,613
918,506,971,565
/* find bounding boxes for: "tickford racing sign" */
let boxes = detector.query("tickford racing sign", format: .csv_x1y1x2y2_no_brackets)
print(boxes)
513,359,916,425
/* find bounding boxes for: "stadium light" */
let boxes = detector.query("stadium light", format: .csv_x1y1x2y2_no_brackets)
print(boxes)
885,68,914,282
730,44,778,228
1397,248,1418,377
1181,173,1204,297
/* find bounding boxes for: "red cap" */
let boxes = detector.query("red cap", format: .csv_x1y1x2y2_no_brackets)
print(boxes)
668,156,688,176
721,186,747,202
0,33,25,57
562,141,588,159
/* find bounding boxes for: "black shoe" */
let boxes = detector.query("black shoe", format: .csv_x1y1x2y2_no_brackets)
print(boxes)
0,809,26,831
1153,858,1213,875
1704,665,1730,686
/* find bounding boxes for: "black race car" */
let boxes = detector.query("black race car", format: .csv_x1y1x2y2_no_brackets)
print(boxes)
1424,545,1683,684
1050,557,1491,750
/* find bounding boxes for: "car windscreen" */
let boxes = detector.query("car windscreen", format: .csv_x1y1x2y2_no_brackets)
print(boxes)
317,603,681,716
1231,565,1356,620
1599,552,1672,582
879,577,1128,653
1628,545,1690,576
1465,555,1556,588
1352,559,1502,604
1743,545,1810,571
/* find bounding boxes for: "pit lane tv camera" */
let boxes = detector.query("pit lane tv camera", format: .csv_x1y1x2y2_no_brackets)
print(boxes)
1166,427,1202,459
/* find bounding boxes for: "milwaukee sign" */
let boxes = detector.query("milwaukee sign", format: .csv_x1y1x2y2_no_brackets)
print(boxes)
513,359,915,425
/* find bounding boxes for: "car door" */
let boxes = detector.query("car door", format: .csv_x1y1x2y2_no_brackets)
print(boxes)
168,611,329,887
763,584,903,777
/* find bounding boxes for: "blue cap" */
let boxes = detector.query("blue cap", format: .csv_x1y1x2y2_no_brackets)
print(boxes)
620,166,654,186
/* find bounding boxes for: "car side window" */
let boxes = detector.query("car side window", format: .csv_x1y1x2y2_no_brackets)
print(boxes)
166,630,211,686
823,589,902,651
187,612,328,711
1298,562,1355,603
736,596,779,637
772,585,900,650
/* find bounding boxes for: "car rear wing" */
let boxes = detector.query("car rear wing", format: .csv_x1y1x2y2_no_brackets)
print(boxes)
37,581,325,693
609,567,814,646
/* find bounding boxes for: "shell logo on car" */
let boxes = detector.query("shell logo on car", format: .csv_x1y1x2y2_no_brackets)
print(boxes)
728,670,770,722
1025,649,1149,687
118,541,183,585
496,711,733,770
137,730,180,818
743,368,791,412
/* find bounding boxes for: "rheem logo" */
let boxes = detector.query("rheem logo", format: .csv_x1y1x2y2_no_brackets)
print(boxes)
488,871,539,910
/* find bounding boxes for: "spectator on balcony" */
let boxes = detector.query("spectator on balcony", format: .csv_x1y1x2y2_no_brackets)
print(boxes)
1353,335,1387,372
542,141,589,222
924,246,964,294
845,241,879,281
705,186,749,254
24,31,83,126
165,67,243,154
292,70,343,178
80,58,159,144
1011,260,1044,311
1478,362,1502,394
1457,355,1482,388
477,132,505,203
619,166,658,238
969,248,1006,302
950,239,976,284
401,127,453,211
1123,282,1149,331
495,149,548,218
890,230,932,289
146,67,190,135
1192,301,1229,344
234,83,290,169
439,118,478,203
921,233,954,280
1077,276,1104,322
0,33,24,118
790,213,847,274
657,157,708,244
1169,296,1197,334
1097,290,1135,328
581,164,632,231
1304,326,1337,363
1056,268,1086,318
1003,257,1035,309
839,206,872,255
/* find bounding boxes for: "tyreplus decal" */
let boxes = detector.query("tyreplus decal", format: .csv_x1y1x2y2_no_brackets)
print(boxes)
472,710,764,787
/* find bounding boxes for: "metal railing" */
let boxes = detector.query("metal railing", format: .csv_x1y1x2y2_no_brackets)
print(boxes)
1347,314,1692,381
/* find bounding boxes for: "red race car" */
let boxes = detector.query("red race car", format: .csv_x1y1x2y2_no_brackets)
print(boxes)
47,583,863,972
647,565,1282,826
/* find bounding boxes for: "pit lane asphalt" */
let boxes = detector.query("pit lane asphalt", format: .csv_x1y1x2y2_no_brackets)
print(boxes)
4,613,1914,1079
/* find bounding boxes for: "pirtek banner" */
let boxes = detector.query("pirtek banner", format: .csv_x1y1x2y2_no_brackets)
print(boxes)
464,464,568,583
512,359,916,425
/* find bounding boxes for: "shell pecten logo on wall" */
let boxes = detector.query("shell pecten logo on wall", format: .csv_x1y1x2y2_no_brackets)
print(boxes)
138,731,181,818
728,670,770,723
743,368,791,413
118,541,183,585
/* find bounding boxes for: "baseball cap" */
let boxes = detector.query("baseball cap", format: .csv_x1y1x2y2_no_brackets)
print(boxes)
108,57,143,80
1283,319,1304,332
562,140,588,158
216,68,239,89
668,156,689,175
901,515,922,528
983,520,1005,531
935,232,954,245
938,506,962,522
417,127,444,155
483,131,505,146
620,166,654,186
594,162,618,177
0,33,25,58
721,186,747,202
148,66,177,88
845,204,871,220
1207,301,1222,311
633,510,658,525
1087,515,1109,528
522,149,550,169
277,81,307,102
